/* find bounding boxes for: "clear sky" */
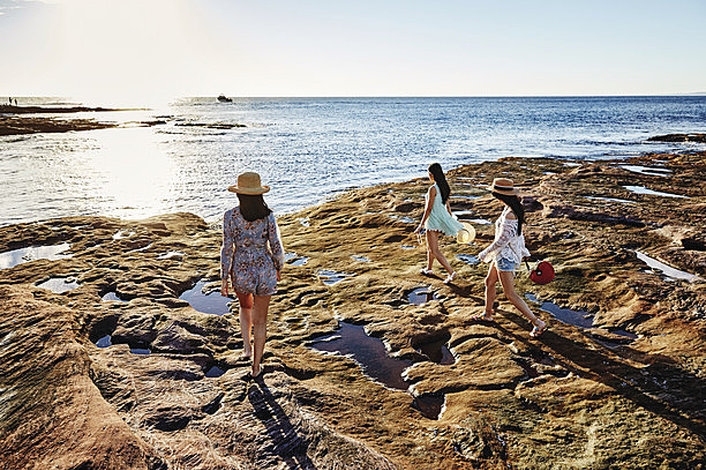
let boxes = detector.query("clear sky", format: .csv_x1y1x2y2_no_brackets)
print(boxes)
0,0,705,103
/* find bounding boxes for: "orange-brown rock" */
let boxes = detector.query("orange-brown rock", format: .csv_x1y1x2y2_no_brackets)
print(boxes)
1,153,705,469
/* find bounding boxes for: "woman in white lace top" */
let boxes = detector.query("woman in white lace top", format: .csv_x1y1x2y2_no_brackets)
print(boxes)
474,178,546,337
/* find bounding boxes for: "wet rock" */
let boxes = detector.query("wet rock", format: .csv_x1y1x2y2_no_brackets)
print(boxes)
647,133,706,143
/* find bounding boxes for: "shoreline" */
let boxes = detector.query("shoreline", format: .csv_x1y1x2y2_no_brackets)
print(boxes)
0,104,154,136
1,151,705,468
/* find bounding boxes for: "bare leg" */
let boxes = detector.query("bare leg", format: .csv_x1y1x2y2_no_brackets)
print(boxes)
426,241,434,271
426,230,454,275
483,262,499,318
498,270,545,330
239,307,252,356
251,294,272,376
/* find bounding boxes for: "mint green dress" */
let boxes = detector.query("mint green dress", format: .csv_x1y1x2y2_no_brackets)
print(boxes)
424,184,463,236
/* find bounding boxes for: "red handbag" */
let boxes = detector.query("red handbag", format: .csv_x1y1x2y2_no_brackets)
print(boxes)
525,260,555,284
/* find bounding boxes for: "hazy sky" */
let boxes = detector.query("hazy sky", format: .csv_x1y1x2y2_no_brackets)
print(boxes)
1,0,705,103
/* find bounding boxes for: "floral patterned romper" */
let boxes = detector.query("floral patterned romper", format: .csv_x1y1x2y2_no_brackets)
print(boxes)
220,208,285,296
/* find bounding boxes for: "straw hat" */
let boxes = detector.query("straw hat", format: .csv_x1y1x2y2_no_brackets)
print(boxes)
490,177,519,196
227,172,270,195
457,221,476,244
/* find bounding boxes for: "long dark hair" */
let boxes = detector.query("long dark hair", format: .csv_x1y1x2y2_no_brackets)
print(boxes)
237,194,272,221
492,192,525,235
428,163,451,204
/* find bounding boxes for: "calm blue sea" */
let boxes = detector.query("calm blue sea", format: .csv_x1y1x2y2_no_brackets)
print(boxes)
1,96,705,226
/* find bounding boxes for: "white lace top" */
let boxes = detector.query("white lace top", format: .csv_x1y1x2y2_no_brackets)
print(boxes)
478,207,530,265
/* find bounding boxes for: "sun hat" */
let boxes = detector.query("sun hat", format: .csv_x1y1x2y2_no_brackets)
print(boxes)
489,177,520,196
457,221,476,244
228,172,270,195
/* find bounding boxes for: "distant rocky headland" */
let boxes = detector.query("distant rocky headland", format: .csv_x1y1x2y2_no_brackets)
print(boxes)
1,151,705,469
0,104,135,136
0,104,249,136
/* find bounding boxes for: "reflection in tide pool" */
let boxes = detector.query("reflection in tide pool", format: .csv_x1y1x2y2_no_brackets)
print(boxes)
0,243,72,269
620,165,672,176
525,293,594,329
179,280,233,315
310,321,412,391
623,185,687,199
35,277,80,293
635,251,700,282
102,291,128,302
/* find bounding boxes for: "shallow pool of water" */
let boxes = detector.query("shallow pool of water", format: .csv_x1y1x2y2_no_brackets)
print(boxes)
179,280,234,315
415,338,455,365
310,321,412,391
351,255,372,263
316,269,354,285
112,230,135,240
635,251,700,282
0,243,72,270
583,195,636,204
620,165,672,177
285,253,310,266
101,291,128,302
94,334,151,354
127,243,152,253
35,277,80,293
623,185,687,199
130,347,152,355
412,393,446,420
525,293,594,329
456,254,480,265
205,365,226,377
408,287,438,305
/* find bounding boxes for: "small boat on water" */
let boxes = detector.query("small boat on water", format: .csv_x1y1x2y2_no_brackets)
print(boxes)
217,95,232,103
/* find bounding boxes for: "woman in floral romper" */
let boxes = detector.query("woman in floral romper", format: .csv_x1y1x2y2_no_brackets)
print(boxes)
221,172,284,378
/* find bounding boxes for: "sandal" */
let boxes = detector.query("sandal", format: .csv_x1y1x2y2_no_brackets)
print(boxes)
529,321,547,338
420,268,433,276
469,312,494,322
443,271,457,284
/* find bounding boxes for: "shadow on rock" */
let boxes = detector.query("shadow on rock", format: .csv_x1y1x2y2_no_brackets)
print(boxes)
248,380,319,470
495,308,706,441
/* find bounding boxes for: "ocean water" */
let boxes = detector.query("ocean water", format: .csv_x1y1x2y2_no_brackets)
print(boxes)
1,96,705,226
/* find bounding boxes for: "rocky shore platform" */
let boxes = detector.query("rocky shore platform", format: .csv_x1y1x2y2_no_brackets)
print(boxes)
1,152,705,469
0,104,154,136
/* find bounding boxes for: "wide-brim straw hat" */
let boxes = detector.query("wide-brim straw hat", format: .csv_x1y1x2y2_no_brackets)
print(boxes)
457,221,476,244
227,171,270,195
489,177,520,196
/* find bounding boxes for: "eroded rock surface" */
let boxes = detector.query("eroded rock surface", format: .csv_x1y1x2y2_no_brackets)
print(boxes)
1,154,705,469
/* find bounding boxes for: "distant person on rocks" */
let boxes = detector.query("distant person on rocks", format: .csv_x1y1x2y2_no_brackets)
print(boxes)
221,172,284,378
414,162,464,284
473,178,546,337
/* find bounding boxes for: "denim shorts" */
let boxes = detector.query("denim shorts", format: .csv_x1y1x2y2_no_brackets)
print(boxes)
496,257,518,272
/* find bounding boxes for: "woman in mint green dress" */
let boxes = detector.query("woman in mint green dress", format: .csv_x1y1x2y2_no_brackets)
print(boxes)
414,163,463,283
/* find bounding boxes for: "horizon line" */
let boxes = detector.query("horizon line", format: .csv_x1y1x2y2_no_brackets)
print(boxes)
4,93,706,100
